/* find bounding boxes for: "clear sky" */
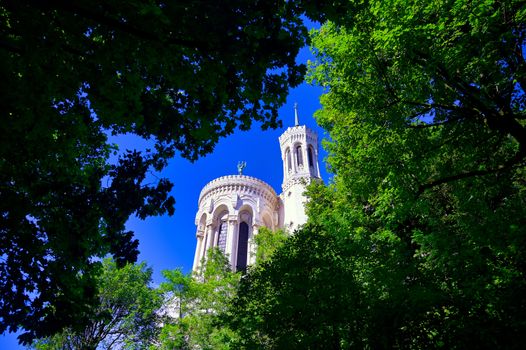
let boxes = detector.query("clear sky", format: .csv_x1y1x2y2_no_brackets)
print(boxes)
1,30,327,350
131,69,328,284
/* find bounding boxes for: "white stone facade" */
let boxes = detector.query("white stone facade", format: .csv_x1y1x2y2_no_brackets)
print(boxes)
279,124,321,232
192,119,321,272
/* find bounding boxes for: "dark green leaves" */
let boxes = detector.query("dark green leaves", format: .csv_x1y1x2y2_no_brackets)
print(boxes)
1,0,309,343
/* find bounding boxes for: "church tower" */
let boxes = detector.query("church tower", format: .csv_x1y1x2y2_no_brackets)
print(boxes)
279,104,321,231
192,104,321,272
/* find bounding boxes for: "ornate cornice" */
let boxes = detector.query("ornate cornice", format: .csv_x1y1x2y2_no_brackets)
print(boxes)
278,125,318,149
198,175,279,209
281,175,314,192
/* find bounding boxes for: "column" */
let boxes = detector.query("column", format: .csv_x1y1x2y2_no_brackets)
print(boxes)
248,224,259,265
205,224,214,251
282,152,288,183
192,231,204,271
197,224,212,268
302,143,308,175
315,147,321,178
225,218,237,269
213,226,219,246
293,144,298,173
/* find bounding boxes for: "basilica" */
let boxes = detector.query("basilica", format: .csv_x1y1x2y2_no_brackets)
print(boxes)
192,106,321,272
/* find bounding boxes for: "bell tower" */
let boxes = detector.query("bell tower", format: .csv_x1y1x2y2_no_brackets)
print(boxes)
279,104,321,231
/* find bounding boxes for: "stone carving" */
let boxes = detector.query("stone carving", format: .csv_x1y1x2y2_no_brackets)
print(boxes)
198,175,279,209
231,193,240,209
207,197,214,214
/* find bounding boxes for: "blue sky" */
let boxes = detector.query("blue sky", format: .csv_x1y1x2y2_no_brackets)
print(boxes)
131,74,328,284
1,31,328,350
108,42,329,285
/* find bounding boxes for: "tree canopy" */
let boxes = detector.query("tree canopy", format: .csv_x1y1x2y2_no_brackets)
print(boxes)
252,226,288,264
308,0,526,181
31,259,161,350
4,0,526,347
230,222,367,349
159,248,240,350
0,0,308,343
228,0,526,348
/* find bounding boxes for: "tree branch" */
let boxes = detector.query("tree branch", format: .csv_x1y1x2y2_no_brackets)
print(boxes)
0,39,23,54
405,107,432,120
431,60,526,154
417,152,525,194
407,114,464,129
407,119,457,129
28,0,207,51
402,100,466,113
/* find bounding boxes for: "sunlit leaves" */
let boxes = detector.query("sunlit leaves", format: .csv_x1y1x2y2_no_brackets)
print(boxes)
32,259,161,350
160,248,240,350
228,1,526,348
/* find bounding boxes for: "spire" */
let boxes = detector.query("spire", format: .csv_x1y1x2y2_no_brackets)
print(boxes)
294,102,299,126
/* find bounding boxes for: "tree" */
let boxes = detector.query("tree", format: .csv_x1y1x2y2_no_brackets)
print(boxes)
0,0,308,343
230,222,371,349
306,0,526,182
159,248,240,350
156,229,288,350
31,259,161,350
252,227,288,264
229,1,526,348
307,5,526,346
306,2,526,347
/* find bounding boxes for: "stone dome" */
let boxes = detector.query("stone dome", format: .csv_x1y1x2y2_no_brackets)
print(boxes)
192,175,280,272
197,175,279,217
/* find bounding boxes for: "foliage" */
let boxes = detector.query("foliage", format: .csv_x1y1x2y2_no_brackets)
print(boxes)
159,248,240,350
31,259,161,350
253,227,288,264
307,0,526,175
0,0,309,343
229,0,526,348
230,222,367,349
307,176,526,348
308,2,526,347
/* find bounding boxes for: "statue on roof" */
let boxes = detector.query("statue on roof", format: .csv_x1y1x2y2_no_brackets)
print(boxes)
237,161,246,175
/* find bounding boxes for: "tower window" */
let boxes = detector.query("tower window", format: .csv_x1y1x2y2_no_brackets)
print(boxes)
296,145,303,166
217,221,227,253
308,146,314,167
285,148,291,171
236,222,249,273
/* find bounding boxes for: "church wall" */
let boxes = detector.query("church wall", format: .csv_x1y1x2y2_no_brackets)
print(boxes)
280,181,309,232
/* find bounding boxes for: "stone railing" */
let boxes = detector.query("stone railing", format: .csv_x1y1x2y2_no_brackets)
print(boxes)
198,175,279,209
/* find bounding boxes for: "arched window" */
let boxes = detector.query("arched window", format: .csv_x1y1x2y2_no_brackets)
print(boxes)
308,146,314,167
236,222,249,273
217,221,227,253
285,148,291,171
296,145,303,166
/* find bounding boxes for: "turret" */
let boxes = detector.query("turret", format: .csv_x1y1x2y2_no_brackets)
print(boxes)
278,104,320,231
